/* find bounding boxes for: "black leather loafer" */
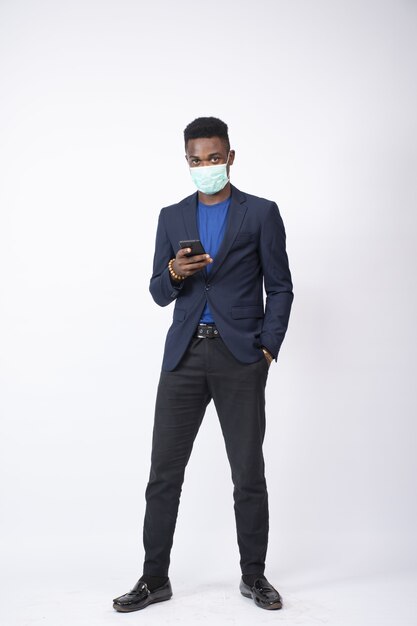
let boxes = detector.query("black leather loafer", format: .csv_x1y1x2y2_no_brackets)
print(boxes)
113,578,172,612
239,576,283,610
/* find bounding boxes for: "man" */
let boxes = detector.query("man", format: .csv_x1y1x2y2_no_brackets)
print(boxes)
113,117,294,612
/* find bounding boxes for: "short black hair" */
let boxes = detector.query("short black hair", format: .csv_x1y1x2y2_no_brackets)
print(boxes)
184,116,230,151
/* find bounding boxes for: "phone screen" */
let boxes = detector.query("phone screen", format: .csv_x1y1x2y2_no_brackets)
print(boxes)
179,239,206,256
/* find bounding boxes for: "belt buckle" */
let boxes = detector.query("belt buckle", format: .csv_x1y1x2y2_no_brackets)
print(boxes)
196,323,207,339
196,323,217,339
200,325,218,338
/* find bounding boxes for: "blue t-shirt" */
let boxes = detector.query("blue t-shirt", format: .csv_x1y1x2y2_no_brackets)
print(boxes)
198,196,231,323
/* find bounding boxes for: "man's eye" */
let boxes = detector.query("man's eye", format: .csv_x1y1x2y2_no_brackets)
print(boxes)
211,157,219,163
191,159,200,165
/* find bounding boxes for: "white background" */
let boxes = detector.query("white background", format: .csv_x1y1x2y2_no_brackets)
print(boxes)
1,1,416,624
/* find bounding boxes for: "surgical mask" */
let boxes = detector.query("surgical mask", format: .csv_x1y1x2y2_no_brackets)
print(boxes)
189,152,231,195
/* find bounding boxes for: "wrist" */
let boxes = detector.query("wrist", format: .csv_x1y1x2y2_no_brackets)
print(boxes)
168,258,185,282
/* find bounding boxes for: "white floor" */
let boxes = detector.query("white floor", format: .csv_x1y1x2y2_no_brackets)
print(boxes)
2,565,416,626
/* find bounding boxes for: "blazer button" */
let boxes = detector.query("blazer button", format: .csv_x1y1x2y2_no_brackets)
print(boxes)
205,283,211,290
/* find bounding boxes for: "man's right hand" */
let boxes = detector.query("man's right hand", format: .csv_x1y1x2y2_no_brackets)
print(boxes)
172,247,213,279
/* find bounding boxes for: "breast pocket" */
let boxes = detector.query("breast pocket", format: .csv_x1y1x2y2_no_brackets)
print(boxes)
235,232,254,242
231,232,255,250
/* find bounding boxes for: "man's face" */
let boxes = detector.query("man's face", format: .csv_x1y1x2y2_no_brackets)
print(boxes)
185,136,235,174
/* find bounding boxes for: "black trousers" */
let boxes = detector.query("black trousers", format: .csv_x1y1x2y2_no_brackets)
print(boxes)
142,335,270,577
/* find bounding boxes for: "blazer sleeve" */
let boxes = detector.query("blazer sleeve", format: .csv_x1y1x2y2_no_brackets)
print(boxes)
149,208,184,307
259,202,294,359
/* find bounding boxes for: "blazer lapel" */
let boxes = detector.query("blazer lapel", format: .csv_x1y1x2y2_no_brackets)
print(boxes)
181,192,200,241
208,185,247,282
181,192,207,283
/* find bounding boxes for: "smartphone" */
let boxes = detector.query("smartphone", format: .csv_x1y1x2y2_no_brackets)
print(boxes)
179,239,206,257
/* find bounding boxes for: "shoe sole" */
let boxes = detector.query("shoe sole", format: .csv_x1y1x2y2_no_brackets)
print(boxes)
113,593,172,612
240,589,282,610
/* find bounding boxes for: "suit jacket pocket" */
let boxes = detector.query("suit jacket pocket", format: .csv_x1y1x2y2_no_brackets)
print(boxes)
231,305,264,319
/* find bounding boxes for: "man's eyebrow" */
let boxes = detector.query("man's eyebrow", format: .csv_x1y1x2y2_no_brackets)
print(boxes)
188,152,222,159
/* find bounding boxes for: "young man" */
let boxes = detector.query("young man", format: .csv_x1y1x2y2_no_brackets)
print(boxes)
113,117,294,612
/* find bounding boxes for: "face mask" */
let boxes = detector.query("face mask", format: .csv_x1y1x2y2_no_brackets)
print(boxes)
189,152,230,195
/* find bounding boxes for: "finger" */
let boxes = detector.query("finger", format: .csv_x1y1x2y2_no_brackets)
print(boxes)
186,254,212,264
181,258,212,271
184,264,210,274
182,263,212,276
177,247,192,258
176,255,212,269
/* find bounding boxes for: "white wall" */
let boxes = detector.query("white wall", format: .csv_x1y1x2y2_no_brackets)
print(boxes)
0,0,416,586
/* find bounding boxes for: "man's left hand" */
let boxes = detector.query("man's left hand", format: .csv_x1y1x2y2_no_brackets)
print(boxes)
261,347,274,366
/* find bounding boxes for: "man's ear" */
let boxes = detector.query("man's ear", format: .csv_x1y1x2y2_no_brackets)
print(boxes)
228,150,236,165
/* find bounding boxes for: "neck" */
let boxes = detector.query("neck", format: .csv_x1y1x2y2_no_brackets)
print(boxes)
198,182,232,205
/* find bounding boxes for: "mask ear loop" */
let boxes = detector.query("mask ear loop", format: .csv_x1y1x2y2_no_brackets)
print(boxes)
225,150,231,181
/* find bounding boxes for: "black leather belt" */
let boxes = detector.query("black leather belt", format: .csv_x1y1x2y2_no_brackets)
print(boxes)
194,323,220,339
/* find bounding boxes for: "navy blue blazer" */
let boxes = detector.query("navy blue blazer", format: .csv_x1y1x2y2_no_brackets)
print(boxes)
149,184,294,371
